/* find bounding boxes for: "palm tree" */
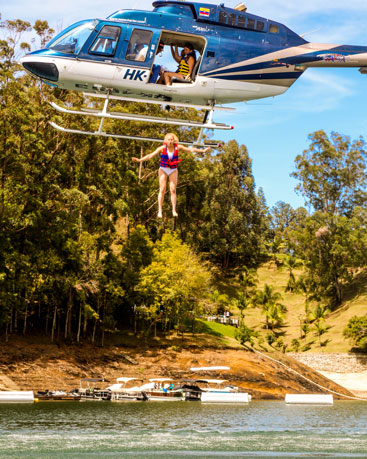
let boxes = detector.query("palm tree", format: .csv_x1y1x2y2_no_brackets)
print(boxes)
233,292,253,326
312,304,330,324
265,301,287,330
311,304,330,346
254,284,286,330
283,255,303,292
238,266,258,296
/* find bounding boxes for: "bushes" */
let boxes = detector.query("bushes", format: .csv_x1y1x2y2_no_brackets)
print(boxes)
343,315,367,351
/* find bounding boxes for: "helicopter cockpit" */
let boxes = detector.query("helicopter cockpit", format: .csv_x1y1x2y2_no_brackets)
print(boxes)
47,20,97,55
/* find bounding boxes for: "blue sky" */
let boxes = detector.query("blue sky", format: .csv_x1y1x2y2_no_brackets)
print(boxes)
2,0,367,209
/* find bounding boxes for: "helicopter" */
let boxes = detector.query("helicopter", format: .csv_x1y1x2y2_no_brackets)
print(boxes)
20,0,367,145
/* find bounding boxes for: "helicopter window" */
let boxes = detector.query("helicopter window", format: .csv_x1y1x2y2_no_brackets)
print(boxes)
90,26,121,56
256,21,265,32
125,29,153,62
247,18,255,30
238,16,246,28
228,13,236,26
269,24,279,34
219,11,227,24
48,21,95,55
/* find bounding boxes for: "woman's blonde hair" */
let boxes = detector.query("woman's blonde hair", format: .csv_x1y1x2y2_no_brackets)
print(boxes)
164,133,179,144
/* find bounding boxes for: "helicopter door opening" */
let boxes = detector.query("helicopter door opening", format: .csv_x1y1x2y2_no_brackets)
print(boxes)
149,32,206,85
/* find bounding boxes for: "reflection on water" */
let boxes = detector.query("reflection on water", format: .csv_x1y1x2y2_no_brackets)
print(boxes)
0,401,367,458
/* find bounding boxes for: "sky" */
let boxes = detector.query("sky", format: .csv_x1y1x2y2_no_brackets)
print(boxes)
2,0,367,209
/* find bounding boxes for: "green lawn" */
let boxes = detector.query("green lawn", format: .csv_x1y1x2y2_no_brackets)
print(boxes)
195,319,237,339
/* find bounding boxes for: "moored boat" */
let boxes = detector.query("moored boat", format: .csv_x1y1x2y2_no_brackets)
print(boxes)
78,378,111,400
35,390,81,401
107,377,148,401
140,378,184,401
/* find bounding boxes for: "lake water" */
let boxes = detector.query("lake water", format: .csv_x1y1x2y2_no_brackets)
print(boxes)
0,401,367,458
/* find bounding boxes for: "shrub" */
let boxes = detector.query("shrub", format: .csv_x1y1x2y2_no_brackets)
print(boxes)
343,315,367,351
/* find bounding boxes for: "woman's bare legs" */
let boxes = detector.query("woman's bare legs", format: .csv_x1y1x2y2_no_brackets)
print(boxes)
169,170,178,217
163,71,185,85
158,169,167,218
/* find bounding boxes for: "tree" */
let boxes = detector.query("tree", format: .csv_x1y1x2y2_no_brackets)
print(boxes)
233,292,252,326
292,130,367,216
294,211,367,306
199,140,265,269
235,322,259,347
283,254,303,292
210,289,230,315
311,304,330,346
136,231,212,336
270,201,297,245
254,284,286,331
291,131,367,307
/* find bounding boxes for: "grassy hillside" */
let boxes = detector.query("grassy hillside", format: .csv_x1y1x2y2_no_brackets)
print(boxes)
226,262,367,353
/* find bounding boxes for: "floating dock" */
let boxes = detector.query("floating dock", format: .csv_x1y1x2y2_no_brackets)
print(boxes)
201,392,251,403
285,394,334,405
0,391,35,403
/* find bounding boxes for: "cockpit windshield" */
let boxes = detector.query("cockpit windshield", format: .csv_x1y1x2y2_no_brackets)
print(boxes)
47,20,96,55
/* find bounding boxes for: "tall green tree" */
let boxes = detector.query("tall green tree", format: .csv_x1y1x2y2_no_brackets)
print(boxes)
291,131,367,307
294,210,367,306
136,231,212,335
292,130,367,216
199,140,265,269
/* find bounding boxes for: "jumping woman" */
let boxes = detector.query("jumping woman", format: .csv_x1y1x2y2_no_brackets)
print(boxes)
132,133,211,218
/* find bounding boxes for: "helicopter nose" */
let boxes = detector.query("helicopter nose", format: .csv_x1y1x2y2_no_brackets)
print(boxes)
22,61,59,82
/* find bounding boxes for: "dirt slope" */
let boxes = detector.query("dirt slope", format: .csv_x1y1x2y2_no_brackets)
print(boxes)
0,337,354,400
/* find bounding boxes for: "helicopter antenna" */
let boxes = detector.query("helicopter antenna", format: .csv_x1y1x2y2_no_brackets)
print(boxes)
300,28,321,38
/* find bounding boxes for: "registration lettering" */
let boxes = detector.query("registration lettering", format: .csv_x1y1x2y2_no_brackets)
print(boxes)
123,68,149,82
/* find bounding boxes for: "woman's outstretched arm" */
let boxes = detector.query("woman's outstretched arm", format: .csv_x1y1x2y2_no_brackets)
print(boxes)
132,145,163,163
178,145,212,154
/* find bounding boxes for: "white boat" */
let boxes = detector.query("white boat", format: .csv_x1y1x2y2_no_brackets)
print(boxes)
108,377,148,401
194,379,251,403
139,378,184,401
189,366,251,403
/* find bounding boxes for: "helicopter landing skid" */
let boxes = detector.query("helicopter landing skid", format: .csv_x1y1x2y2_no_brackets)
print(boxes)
49,121,218,147
49,92,234,146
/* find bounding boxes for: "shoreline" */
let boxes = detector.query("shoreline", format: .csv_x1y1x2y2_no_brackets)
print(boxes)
0,338,356,400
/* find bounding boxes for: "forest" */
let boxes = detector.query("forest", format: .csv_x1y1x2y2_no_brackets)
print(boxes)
1,18,367,352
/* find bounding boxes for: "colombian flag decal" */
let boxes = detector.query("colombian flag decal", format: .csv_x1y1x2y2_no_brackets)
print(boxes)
199,7,210,17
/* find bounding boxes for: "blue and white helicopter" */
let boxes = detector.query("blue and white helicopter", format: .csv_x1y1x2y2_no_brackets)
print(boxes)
21,0,367,144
